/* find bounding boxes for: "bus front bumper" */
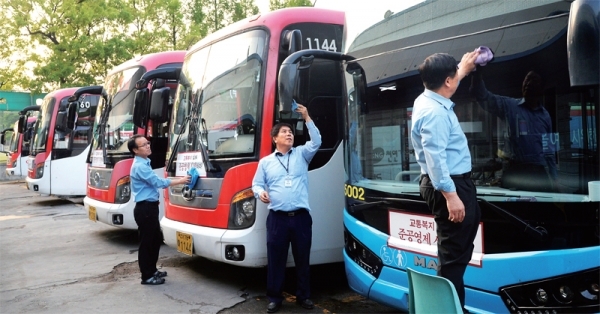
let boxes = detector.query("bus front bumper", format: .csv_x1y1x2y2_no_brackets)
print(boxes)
84,196,139,230
160,216,268,267
26,176,49,196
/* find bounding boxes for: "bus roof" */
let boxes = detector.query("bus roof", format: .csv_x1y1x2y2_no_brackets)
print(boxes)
187,7,345,53
347,0,571,86
108,50,186,76
44,87,82,100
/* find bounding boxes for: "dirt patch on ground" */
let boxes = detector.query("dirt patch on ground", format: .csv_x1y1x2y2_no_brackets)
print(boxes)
91,255,196,283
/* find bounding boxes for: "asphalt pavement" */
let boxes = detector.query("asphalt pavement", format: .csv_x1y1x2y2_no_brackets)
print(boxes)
0,179,400,313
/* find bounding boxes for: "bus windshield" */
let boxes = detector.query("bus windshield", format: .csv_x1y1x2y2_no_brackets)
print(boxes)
93,66,146,154
7,129,17,153
30,97,56,154
170,29,265,162
345,5,598,202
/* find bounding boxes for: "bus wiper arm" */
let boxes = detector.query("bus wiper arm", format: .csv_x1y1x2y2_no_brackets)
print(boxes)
166,113,190,173
99,101,112,165
200,118,217,172
349,196,425,213
349,201,389,213
477,198,548,242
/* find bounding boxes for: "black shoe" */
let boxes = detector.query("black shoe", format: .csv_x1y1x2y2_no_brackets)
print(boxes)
141,275,165,285
266,302,281,313
154,270,167,278
296,299,314,309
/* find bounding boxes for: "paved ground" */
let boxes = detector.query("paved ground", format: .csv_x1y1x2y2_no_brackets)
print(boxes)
0,180,400,314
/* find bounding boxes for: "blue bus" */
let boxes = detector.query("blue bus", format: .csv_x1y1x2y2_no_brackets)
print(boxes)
278,0,598,313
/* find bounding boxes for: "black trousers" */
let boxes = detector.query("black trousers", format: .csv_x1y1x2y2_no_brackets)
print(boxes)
133,200,162,281
419,174,481,308
266,209,312,304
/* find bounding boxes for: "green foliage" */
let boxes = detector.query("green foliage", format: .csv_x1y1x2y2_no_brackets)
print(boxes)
269,0,313,11
0,0,261,92
0,112,20,135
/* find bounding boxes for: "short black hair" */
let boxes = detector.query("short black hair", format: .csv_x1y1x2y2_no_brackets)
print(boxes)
418,53,458,91
127,134,146,154
270,123,293,139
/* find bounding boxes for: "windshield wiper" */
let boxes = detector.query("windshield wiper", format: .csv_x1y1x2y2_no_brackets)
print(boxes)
166,95,217,175
166,111,191,173
200,118,216,172
349,196,425,213
349,201,389,213
478,198,548,242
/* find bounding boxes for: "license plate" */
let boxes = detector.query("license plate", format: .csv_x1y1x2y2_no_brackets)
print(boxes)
88,206,97,222
176,231,193,256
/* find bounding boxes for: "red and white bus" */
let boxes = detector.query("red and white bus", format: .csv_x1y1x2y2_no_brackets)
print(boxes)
133,7,348,267
1,106,38,177
26,88,99,198
83,51,185,229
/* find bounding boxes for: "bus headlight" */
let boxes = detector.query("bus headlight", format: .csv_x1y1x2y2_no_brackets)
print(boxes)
344,228,383,278
114,176,130,204
500,268,599,312
536,288,548,304
228,189,256,229
35,162,44,179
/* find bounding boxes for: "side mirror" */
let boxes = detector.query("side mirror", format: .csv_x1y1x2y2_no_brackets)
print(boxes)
66,100,78,130
567,0,599,86
0,130,8,145
69,86,105,102
133,88,149,128
149,87,170,123
55,111,68,131
294,56,314,105
17,115,26,134
281,30,302,56
278,55,314,113
23,127,33,142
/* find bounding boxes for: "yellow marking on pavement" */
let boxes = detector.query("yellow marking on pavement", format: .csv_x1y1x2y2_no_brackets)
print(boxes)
0,215,32,221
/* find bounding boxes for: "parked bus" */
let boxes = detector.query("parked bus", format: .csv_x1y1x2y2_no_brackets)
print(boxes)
1,106,38,177
26,88,99,198
139,7,347,267
82,51,185,229
332,0,598,313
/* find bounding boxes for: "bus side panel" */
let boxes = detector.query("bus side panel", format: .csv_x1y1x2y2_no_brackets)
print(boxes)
305,144,345,264
49,145,90,196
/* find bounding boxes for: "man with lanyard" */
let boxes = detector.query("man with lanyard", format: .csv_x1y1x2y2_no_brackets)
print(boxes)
128,134,190,285
411,51,480,312
252,103,321,313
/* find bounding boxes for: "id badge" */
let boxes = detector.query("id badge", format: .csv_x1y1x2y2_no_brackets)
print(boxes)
284,176,292,188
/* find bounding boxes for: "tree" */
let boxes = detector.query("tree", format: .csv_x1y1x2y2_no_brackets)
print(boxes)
0,0,261,92
0,112,21,135
231,0,259,23
0,0,134,91
269,0,312,11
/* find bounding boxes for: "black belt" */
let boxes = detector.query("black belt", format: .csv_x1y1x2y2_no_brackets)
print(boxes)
422,171,472,179
137,200,159,205
271,208,307,216
450,171,472,179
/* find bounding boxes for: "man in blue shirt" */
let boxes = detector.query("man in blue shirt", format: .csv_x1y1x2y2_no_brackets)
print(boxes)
252,103,321,313
411,52,480,312
128,134,189,285
470,70,557,192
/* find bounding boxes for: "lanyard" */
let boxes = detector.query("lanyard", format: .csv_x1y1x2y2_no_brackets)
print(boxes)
276,152,290,174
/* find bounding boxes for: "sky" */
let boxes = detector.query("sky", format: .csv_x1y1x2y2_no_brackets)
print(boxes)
255,0,425,50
